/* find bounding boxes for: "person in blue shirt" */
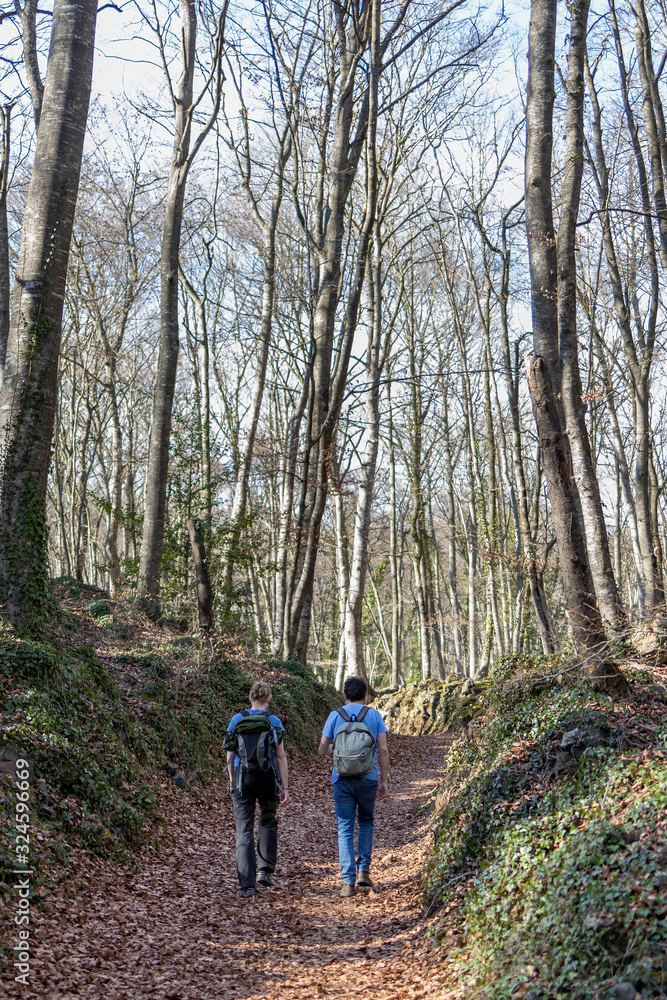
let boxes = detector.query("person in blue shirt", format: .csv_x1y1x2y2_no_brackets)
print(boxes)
319,675,389,897
226,681,289,898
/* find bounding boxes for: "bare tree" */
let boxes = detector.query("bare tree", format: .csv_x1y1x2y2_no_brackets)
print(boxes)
0,0,97,626
137,0,228,619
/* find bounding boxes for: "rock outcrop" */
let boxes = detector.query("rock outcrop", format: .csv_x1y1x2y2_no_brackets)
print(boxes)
372,676,485,734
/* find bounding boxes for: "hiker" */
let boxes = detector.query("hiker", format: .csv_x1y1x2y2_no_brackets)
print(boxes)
318,675,389,897
224,680,289,898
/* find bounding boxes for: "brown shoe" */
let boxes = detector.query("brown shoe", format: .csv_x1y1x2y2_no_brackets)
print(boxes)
340,884,356,898
356,871,373,888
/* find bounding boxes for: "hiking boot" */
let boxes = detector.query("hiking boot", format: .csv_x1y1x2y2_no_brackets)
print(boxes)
241,887,256,898
257,871,273,888
340,884,356,898
356,870,373,888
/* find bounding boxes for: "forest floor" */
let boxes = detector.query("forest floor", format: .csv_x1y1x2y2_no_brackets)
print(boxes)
5,733,456,1000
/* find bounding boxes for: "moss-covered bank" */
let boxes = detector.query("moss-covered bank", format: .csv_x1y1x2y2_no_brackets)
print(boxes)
0,590,338,910
426,655,667,1000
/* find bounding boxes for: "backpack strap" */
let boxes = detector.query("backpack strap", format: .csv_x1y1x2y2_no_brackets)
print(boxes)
356,705,369,723
240,710,250,718
337,707,352,722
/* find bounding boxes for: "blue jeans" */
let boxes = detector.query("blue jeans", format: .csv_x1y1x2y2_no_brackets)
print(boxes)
332,777,378,884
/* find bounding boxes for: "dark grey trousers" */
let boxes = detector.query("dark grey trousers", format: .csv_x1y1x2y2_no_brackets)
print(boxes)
231,771,279,889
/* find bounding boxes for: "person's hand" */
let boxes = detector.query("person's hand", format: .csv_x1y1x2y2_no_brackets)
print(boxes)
280,788,290,806
377,780,388,801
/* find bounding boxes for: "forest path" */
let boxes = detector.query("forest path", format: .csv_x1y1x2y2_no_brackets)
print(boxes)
21,734,453,1000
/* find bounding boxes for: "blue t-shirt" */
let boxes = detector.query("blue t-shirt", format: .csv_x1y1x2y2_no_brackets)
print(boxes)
227,709,284,771
322,703,388,782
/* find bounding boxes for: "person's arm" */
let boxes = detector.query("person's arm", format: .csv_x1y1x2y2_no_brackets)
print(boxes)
275,741,290,805
318,735,333,756
377,731,389,800
226,750,234,790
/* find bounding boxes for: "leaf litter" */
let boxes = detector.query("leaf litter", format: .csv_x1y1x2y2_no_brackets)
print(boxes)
2,733,455,999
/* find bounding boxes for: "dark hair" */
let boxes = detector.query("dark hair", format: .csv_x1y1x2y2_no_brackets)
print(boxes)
343,676,367,703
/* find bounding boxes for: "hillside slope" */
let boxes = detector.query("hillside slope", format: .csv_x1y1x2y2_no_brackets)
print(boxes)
423,655,667,1000
0,580,339,966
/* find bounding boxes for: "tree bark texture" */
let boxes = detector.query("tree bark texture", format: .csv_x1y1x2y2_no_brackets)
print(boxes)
287,0,377,660
186,517,213,630
557,0,625,634
344,240,383,678
222,180,284,609
18,0,45,126
0,105,10,369
138,0,197,619
607,0,663,607
0,0,97,625
524,0,560,390
526,356,627,693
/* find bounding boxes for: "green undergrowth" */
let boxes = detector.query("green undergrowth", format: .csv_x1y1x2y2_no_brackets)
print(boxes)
0,600,338,916
427,654,667,1000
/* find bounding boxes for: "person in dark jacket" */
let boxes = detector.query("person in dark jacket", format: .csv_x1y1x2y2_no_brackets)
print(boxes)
226,681,289,897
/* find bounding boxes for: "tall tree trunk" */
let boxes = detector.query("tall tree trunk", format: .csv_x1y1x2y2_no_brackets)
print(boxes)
138,0,226,619
344,242,383,677
330,447,350,689
557,0,625,635
387,375,403,686
0,0,97,625
222,172,285,609
525,0,627,692
0,105,10,369
137,0,196,620
606,0,663,607
443,403,463,674
287,0,377,660
496,222,556,653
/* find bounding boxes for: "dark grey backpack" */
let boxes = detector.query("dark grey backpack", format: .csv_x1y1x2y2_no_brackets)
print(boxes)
333,706,375,777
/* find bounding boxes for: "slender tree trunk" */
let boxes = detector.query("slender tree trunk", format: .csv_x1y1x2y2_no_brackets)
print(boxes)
138,0,226,618
344,243,383,677
103,361,123,596
607,1,662,607
186,517,213,630
0,0,97,625
330,447,350,689
496,232,556,653
287,0,377,660
443,403,463,674
223,185,284,608
525,0,627,692
0,105,10,369
387,376,402,686
272,351,312,658
594,340,644,598
138,0,196,619
526,358,627,692
557,0,625,635
18,0,44,126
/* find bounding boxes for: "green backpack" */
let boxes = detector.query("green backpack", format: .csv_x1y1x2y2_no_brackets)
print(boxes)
333,706,375,777
223,711,281,792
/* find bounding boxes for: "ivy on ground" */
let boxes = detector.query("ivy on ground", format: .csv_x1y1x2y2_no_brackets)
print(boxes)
427,654,667,1000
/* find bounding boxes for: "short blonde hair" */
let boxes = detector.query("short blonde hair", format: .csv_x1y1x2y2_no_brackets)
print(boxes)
250,680,272,704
